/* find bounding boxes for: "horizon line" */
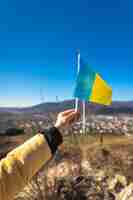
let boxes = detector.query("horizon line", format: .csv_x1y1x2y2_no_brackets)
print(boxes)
0,99,132,109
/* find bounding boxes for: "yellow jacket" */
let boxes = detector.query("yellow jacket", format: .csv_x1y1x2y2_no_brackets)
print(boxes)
0,133,52,200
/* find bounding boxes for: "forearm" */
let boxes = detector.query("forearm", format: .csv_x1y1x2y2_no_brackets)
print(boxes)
8,134,52,181
0,128,62,200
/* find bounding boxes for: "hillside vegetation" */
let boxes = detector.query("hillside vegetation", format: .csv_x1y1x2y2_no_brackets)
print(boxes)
12,134,133,200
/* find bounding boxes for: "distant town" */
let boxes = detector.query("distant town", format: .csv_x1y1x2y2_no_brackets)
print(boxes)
0,100,133,136
1,113,132,137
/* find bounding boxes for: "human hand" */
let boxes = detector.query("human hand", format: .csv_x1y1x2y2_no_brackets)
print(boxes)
55,109,80,131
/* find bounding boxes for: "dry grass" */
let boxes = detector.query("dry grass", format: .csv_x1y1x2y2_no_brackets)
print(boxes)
13,133,133,200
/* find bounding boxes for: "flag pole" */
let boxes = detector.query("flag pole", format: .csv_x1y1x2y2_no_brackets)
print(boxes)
83,100,86,134
75,50,80,112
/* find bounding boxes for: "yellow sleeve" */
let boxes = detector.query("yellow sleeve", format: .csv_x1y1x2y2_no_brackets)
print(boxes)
0,133,52,200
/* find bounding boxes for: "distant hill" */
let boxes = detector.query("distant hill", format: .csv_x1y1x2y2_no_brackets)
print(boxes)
0,100,133,115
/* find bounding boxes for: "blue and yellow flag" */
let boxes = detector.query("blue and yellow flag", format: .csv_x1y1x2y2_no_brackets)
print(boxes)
74,58,112,106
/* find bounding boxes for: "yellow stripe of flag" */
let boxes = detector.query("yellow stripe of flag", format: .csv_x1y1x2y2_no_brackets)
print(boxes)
89,73,112,105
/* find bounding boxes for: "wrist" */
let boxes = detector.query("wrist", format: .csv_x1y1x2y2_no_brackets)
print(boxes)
40,126,63,155
54,124,63,135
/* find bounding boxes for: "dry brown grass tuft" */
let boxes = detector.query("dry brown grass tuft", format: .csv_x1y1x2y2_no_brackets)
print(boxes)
12,134,133,200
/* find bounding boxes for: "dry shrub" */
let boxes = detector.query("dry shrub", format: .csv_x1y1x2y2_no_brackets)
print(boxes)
14,135,133,200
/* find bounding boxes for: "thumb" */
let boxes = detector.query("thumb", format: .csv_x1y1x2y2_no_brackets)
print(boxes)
65,112,77,124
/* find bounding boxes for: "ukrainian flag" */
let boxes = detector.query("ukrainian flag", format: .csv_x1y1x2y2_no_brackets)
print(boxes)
74,58,112,106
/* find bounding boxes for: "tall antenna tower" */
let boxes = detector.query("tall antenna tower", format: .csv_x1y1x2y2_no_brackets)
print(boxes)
40,87,45,103
56,96,59,103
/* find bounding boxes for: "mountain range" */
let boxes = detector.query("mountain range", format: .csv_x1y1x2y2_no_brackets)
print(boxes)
0,100,133,115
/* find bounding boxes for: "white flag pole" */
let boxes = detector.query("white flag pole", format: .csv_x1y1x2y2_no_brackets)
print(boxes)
75,51,80,112
83,100,86,134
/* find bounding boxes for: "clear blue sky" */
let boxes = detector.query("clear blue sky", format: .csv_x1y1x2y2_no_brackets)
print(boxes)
0,0,132,107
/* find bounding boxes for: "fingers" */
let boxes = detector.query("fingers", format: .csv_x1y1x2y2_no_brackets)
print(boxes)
75,112,80,121
61,109,76,116
55,109,80,130
65,111,80,124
